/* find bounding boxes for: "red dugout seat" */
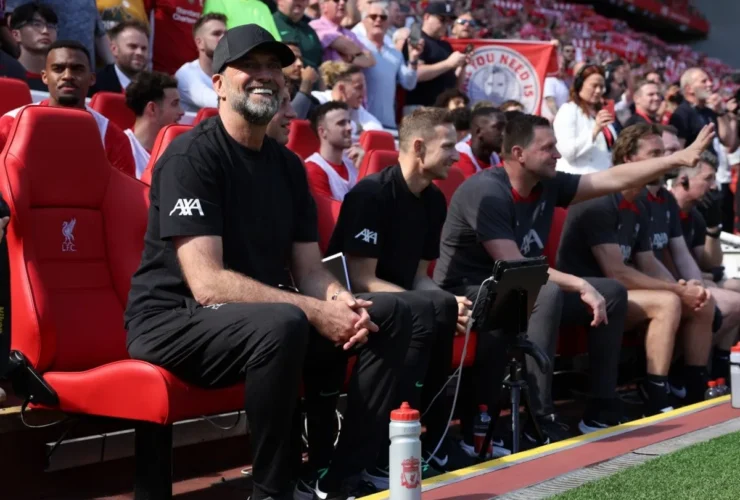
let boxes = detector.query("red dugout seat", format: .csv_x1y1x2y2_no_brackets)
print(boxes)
286,119,320,159
140,124,192,185
89,91,135,131
433,165,466,206
0,106,243,495
359,130,396,152
358,150,399,179
0,77,32,116
193,107,218,124
314,193,342,255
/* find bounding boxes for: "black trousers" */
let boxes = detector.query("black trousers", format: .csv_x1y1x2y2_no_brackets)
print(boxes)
387,290,457,458
291,293,412,489
449,277,627,442
128,294,412,499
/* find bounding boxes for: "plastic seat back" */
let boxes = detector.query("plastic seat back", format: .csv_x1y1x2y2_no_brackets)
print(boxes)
358,150,399,179
286,120,320,160
193,107,218,124
433,166,466,206
89,92,135,131
0,106,149,373
0,78,32,116
359,130,396,152
140,124,192,185
314,193,342,255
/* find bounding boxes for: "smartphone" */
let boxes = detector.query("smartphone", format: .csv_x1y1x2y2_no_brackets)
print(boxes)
604,99,615,117
409,22,422,49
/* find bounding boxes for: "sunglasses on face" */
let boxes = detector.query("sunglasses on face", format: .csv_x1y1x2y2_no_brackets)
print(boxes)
455,19,477,27
368,14,388,21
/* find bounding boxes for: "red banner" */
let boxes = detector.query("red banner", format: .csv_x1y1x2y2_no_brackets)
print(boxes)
447,39,558,115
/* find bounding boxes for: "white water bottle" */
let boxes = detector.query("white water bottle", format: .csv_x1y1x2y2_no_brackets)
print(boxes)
389,402,422,500
731,344,740,409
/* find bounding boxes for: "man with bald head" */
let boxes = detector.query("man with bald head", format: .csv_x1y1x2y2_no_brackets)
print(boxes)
671,67,738,233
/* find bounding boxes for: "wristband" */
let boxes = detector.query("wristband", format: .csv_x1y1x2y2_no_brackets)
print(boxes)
706,228,722,238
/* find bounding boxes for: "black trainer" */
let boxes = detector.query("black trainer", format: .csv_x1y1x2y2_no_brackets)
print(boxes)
311,478,378,500
640,379,676,416
524,413,571,445
579,398,629,434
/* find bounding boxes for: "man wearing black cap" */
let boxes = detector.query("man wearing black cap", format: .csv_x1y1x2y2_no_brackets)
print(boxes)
402,2,468,112
125,24,413,500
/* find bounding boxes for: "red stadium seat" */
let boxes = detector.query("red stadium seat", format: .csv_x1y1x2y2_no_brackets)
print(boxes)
544,207,568,267
287,119,320,159
0,77,32,116
140,124,192,185
193,107,218,124
0,106,243,496
358,150,399,178
314,193,342,255
89,91,135,131
433,166,466,206
359,130,396,152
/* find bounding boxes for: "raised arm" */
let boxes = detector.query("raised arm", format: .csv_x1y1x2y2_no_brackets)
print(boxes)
571,124,715,205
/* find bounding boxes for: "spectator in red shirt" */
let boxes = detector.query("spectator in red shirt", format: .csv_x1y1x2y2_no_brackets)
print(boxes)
144,0,203,75
455,106,505,177
305,101,363,200
0,40,135,177
8,2,57,91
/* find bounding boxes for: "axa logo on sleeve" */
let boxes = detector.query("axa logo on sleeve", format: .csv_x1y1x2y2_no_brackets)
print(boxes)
170,198,204,216
355,228,378,245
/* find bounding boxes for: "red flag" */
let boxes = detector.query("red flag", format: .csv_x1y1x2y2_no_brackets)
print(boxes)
447,39,558,115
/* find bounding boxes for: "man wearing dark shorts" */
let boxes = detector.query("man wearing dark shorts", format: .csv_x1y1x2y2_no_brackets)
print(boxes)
434,114,715,442
323,108,470,489
124,25,412,500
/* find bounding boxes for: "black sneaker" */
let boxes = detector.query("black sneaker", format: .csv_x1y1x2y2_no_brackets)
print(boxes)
423,435,476,471
639,379,676,416
524,414,571,445
311,479,377,500
579,399,629,434
458,437,512,460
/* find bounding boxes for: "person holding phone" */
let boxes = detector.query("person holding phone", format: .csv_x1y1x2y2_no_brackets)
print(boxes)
401,2,468,113
553,64,619,174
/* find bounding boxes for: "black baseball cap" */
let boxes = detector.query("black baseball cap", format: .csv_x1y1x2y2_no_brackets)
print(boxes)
212,24,296,74
425,2,455,18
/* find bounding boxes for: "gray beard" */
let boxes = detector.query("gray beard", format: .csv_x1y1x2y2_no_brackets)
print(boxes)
231,92,279,126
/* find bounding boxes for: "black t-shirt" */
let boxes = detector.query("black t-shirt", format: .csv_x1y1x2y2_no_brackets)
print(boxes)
670,100,720,155
434,168,580,289
638,187,682,260
402,33,455,106
681,207,707,250
0,51,25,80
124,117,318,339
327,165,447,290
557,193,651,278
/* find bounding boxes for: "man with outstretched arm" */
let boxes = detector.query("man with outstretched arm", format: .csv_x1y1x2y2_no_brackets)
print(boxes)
434,114,714,444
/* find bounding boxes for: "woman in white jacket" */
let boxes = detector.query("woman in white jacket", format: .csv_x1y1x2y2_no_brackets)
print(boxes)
553,64,618,174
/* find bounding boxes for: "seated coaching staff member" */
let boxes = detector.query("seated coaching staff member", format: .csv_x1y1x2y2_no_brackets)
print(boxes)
556,124,713,413
434,114,714,441
124,25,412,500
325,107,470,485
